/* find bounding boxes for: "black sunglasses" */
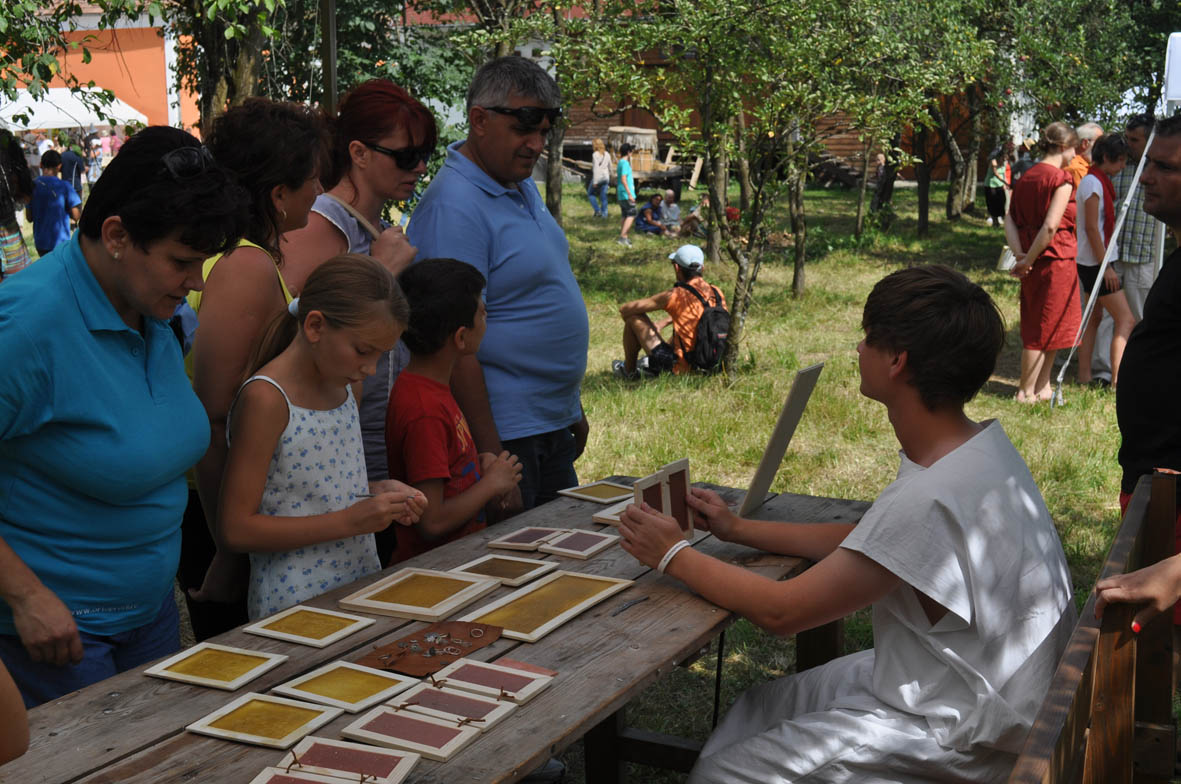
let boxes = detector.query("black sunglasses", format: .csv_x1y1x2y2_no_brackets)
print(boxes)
481,105,563,128
160,145,215,180
364,141,432,171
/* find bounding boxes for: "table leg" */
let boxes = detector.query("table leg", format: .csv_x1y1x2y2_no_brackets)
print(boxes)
585,708,626,783
796,619,843,672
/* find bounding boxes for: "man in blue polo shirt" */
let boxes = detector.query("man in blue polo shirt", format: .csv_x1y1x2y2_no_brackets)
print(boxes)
409,57,590,514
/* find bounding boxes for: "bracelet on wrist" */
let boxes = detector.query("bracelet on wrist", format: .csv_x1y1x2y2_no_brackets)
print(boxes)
657,540,692,574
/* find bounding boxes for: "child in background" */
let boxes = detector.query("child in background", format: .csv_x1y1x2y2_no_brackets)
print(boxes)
26,150,80,257
209,254,426,619
384,258,522,566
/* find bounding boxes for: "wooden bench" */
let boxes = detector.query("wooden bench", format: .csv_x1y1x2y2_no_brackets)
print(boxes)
1008,471,1178,783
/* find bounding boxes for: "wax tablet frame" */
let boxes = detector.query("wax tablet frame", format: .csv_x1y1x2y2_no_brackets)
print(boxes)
460,570,633,643
338,567,499,622
389,681,517,731
341,705,480,761
244,604,376,648
186,692,341,749
271,660,419,713
281,736,420,784
144,642,288,690
557,479,634,504
430,658,553,704
591,498,630,526
449,553,559,586
486,526,566,551
247,768,363,784
537,529,619,559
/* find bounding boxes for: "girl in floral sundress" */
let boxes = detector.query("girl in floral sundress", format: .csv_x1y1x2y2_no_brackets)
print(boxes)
209,254,427,619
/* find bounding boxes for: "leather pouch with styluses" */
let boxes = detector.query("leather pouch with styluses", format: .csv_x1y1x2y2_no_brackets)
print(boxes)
356,620,503,676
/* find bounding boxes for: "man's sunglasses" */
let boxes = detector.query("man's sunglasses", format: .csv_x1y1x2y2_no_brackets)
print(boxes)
481,105,563,128
364,141,432,171
160,145,215,181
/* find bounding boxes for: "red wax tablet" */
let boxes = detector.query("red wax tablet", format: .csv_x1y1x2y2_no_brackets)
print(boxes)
364,712,462,747
412,689,497,719
269,777,316,784
552,532,605,551
503,528,552,544
642,484,663,509
298,742,402,777
451,663,533,692
667,471,689,530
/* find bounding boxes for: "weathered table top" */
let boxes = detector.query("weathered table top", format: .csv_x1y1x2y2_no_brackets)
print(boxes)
2,481,868,784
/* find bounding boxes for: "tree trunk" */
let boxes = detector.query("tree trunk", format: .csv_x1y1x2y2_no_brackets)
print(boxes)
788,141,806,296
735,111,751,213
915,125,931,239
854,140,871,237
931,104,964,221
707,138,727,266
959,86,983,215
871,133,900,214
545,124,565,228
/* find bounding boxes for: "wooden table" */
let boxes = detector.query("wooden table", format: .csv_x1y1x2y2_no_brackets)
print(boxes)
3,482,868,784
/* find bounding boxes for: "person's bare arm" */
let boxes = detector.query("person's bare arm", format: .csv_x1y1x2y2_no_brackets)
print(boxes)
1096,553,1181,628
450,355,501,455
619,290,673,319
412,451,522,539
620,500,898,637
0,658,27,764
686,487,855,561
216,382,420,552
0,535,82,667
68,206,80,222
277,212,348,294
191,246,287,534
1008,183,1072,278
1083,193,1106,262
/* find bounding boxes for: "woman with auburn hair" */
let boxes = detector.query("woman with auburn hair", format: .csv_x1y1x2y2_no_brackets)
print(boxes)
1005,122,1082,403
182,97,331,637
281,79,437,543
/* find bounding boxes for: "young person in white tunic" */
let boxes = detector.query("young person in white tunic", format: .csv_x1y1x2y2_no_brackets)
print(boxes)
619,265,1076,783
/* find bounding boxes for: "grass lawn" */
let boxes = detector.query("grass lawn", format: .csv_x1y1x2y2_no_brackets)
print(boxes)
555,181,1122,782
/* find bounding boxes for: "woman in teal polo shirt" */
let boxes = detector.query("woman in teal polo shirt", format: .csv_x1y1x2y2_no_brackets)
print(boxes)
0,127,249,707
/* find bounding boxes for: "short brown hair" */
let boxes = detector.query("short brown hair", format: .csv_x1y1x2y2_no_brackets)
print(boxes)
861,265,1005,411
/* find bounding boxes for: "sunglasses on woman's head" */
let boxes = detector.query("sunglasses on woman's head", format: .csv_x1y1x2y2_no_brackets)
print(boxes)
481,106,563,128
160,145,215,180
363,141,432,171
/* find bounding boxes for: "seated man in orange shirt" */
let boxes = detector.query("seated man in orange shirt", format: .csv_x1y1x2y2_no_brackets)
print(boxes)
613,244,727,379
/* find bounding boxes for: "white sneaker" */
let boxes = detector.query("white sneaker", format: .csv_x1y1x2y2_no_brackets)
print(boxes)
617,236,632,247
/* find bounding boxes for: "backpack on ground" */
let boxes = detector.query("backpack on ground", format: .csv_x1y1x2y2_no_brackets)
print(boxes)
674,282,730,374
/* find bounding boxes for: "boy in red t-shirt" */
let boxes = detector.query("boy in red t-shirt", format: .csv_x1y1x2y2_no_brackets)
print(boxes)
384,259,523,565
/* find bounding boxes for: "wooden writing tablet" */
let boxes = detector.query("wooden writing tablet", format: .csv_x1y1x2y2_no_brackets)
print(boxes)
145,642,288,690
283,736,419,784
272,661,418,713
248,768,358,784
391,682,516,731
244,605,375,648
460,570,633,643
338,568,499,622
431,658,553,704
591,498,630,526
186,693,340,749
487,526,565,551
557,480,633,504
538,530,619,559
449,553,558,587
341,705,480,761
633,470,671,516
661,458,695,539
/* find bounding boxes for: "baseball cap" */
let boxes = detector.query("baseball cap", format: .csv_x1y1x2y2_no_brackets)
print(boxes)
669,245,704,270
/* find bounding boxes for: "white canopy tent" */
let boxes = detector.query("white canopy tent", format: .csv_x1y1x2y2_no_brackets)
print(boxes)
0,87,147,131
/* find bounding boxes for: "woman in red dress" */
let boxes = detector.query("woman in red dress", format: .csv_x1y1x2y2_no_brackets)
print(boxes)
1005,122,1081,402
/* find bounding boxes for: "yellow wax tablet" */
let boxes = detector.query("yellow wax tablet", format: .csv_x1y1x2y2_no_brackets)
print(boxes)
297,668,395,703
165,648,270,681
461,558,541,580
473,575,608,634
209,699,321,738
370,573,471,607
262,610,354,640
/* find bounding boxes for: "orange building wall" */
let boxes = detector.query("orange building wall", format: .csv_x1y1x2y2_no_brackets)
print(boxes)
52,27,198,128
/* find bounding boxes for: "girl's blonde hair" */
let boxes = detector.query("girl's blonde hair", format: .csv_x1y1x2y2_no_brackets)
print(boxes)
593,138,606,153
247,254,409,378
1038,122,1080,156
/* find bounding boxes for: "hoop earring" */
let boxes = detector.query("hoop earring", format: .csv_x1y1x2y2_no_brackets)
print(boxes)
280,208,288,222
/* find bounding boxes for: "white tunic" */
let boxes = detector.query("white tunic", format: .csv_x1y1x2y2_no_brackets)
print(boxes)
690,420,1075,783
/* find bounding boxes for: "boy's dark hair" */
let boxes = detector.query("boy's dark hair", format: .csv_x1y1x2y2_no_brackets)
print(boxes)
861,265,1005,411
398,259,486,355
40,150,62,169
619,143,633,157
1126,113,1156,134
206,97,329,262
1091,132,1129,165
1156,113,1181,139
79,126,249,256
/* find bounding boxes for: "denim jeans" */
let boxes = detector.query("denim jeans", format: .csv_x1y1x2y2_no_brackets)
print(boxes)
0,591,180,708
502,427,579,510
587,180,609,217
